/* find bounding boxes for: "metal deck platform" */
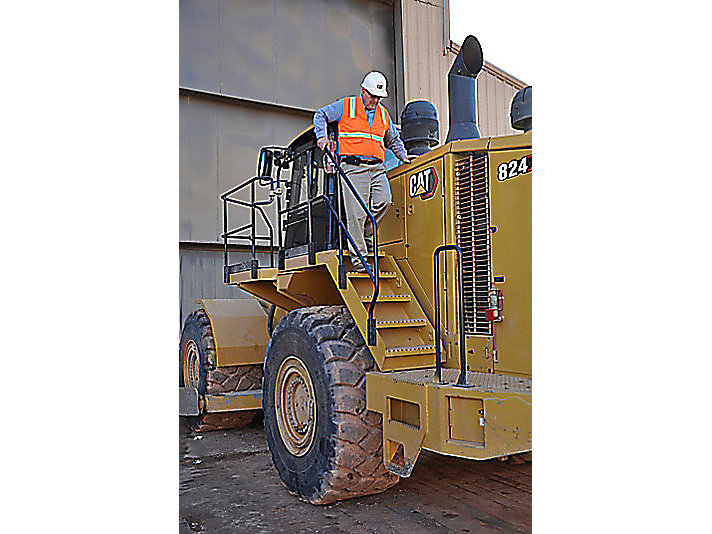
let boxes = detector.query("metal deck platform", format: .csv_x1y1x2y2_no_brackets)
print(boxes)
383,368,532,395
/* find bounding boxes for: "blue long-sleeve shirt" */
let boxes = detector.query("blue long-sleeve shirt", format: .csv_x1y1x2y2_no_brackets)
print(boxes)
313,96,408,161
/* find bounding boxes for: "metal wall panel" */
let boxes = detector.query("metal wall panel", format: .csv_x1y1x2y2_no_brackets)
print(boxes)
477,64,527,138
400,0,451,141
217,0,281,104
180,95,311,242
179,247,269,326
180,96,219,242
180,0,397,114
320,0,398,115
180,0,221,91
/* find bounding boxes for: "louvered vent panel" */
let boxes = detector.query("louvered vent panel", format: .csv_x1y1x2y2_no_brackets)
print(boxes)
454,153,492,336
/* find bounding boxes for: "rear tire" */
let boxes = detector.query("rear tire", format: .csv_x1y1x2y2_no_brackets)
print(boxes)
179,308,263,432
263,305,399,504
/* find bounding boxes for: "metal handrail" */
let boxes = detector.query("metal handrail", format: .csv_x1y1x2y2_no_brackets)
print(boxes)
222,203,274,268
433,244,467,385
222,146,292,279
323,148,379,346
222,173,278,279
221,175,274,202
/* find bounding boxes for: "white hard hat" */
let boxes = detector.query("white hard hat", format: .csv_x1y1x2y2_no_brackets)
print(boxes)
361,71,388,98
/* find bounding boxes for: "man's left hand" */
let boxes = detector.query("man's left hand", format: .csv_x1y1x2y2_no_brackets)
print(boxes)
400,156,413,164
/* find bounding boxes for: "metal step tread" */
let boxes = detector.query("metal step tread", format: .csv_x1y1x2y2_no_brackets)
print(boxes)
348,271,397,279
385,344,437,355
360,294,411,302
344,251,386,257
376,318,429,328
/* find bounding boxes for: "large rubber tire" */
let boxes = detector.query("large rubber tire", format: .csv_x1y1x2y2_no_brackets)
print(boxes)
263,305,399,504
179,308,263,432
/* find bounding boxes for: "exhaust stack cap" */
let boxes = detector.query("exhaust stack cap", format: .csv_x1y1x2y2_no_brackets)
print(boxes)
510,86,532,131
445,35,484,143
452,35,484,77
400,100,439,156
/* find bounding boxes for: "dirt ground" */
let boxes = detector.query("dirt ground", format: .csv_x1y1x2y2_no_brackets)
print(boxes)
179,416,531,534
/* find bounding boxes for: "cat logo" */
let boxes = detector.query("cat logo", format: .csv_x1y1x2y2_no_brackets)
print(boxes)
408,166,438,199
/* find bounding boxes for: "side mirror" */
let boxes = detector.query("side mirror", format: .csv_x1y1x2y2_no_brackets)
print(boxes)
258,149,274,178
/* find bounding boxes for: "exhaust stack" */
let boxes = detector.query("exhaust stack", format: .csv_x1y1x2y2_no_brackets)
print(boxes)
445,35,484,143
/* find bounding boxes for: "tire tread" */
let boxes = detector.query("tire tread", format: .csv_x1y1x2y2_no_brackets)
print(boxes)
266,305,398,504
180,308,263,432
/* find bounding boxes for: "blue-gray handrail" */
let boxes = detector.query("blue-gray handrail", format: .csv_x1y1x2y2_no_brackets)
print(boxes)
323,148,379,346
433,244,467,385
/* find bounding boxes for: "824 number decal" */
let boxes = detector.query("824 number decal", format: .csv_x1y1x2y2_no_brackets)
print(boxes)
498,154,532,181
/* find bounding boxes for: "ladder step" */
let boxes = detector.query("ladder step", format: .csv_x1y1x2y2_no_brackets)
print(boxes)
345,251,386,257
347,271,397,279
385,344,437,356
360,294,411,303
376,318,429,329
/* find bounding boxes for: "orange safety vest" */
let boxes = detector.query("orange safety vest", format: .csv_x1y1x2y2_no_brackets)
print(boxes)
338,96,389,161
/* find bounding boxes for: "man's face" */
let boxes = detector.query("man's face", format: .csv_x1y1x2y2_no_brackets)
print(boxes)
361,88,381,110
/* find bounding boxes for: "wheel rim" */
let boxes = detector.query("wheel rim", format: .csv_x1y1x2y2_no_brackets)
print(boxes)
184,340,201,389
275,355,316,456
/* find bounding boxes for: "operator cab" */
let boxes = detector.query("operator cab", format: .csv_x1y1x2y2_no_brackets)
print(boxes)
281,123,400,254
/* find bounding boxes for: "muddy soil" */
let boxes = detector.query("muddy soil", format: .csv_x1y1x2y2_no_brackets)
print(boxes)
179,416,531,533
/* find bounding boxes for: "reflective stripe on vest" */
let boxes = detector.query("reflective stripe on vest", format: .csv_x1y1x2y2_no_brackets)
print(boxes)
338,97,389,160
338,132,385,146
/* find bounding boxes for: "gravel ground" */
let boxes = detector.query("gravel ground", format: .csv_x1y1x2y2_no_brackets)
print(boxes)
179,416,531,533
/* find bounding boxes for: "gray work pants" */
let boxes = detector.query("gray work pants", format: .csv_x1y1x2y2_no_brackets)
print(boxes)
340,162,391,258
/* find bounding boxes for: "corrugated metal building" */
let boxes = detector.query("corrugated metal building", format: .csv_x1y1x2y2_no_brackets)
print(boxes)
179,0,527,325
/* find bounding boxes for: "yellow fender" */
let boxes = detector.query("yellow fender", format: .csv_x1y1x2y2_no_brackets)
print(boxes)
199,298,270,367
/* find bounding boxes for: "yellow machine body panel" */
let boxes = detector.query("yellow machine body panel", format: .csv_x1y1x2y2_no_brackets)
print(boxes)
383,133,531,377
384,156,447,321
488,148,532,375
366,367,531,476
199,298,270,367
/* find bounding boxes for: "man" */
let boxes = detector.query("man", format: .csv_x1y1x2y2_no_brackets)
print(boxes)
313,71,411,272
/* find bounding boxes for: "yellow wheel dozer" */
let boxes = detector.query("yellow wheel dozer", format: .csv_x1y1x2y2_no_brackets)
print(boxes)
180,35,532,504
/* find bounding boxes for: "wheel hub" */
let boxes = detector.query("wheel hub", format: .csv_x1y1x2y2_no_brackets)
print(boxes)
184,340,200,389
275,356,316,456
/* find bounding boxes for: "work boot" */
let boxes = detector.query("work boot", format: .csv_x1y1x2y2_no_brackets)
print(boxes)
364,236,374,255
351,257,371,274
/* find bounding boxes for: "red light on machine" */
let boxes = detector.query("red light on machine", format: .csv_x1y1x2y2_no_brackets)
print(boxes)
485,309,496,322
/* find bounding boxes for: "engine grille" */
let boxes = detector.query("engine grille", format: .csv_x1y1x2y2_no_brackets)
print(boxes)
454,153,492,336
